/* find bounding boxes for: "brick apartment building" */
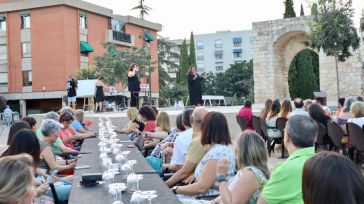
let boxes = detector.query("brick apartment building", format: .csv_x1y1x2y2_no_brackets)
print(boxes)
0,0,161,115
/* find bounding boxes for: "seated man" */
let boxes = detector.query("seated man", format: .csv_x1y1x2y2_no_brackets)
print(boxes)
162,108,194,173
258,115,317,204
71,109,96,137
165,107,209,187
36,111,78,155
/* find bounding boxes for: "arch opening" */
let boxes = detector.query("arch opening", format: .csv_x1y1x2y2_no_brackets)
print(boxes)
288,49,319,99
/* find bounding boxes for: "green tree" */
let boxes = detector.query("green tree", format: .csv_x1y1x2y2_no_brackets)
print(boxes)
157,37,180,87
307,0,360,98
189,32,197,67
95,43,153,86
159,82,188,107
131,0,151,19
289,50,319,99
75,66,97,80
284,0,296,18
300,4,305,16
311,3,318,15
361,9,364,31
176,39,189,85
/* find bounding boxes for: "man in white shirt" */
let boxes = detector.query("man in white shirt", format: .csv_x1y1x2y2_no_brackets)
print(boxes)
162,108,194,172
291,98,309,117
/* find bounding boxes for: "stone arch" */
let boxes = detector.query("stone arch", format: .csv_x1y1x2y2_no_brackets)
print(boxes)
273,30,318,99
252,16,363,103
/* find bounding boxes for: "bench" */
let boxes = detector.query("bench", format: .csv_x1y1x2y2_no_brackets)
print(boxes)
202,95,226,106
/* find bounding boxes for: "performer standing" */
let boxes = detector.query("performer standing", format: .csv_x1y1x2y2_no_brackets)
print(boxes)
95,76,106,112
128,63,141,108
66,75,78,109
187,65,203,106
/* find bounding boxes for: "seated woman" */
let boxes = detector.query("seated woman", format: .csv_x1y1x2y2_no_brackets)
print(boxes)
302,152,364,204
172,112,236,197
2,129,72,202
308,103,333,149
6,121,31,145
118,107,145,134
143,111,171,150
259,99,272,120
133,106,156,150
20,116,37,132
58,111,85,151
39,119,76,172
347,101,364,127
335,96,357,132
213,131,269,204
266,99,281,138
0,154,35,204
146,113,185,172
278,99,292,119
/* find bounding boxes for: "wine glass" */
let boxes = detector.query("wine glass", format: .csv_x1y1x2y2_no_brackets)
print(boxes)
109,183,126,204
140,191,157,204
102,171,114,190
120,163,132,179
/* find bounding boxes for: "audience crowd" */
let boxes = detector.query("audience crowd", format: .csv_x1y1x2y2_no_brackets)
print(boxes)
1,95,364,204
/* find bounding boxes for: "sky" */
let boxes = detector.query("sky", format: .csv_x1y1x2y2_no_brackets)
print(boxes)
84,0,364,39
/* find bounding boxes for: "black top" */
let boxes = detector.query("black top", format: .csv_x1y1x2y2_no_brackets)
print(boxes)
67,79,77,97
133,119,145,131
128,74,140,92
187,73,203,106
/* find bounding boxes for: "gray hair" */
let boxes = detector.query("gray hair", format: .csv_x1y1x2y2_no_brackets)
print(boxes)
41,119,62,136
75,109,84,117
60,106,74,116
286,115,318,148
192,107,208,125
342,96,357,113
44,111,59,121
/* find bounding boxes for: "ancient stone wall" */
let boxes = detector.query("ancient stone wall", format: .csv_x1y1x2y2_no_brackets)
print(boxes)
253,16,363,103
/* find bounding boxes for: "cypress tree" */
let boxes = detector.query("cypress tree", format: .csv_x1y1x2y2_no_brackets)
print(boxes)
300,4,305,16
311,3,318,16
283,0,296,18
177,39,189,85
189,32,197,67
288,50,319,99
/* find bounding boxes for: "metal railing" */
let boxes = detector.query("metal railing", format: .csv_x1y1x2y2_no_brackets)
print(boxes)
112,30,131,43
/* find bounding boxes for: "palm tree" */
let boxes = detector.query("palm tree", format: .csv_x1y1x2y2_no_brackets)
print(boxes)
131,0,152,19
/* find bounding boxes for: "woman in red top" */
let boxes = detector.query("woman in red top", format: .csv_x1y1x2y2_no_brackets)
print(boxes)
237,100,253,130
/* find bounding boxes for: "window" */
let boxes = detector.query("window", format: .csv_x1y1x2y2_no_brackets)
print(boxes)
233,37,242,47
215,39,222,48
197,53,204,61
0,17,6,32
233,49,242,58
0,45,6,60
214,50,223,60
21,42,31,58
22,70,32,86
234,60,243,64
80,13,87,29
20,14,30,29
81,52,88,57
0,73,8,86
196,41,204,50
197,63,205,73
215,62,223,71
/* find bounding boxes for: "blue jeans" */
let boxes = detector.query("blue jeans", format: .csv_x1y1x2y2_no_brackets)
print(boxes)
45,180,72,201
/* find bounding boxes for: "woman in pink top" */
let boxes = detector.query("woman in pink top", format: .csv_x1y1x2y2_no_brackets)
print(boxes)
58,112,81,151
237,100,253,130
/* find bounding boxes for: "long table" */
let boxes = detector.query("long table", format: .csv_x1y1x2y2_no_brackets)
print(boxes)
68,134,180,204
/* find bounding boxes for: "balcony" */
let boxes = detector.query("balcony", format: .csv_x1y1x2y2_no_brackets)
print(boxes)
105,30,135,47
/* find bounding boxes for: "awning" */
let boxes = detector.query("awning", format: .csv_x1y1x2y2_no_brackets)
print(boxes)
145,31,155,42
233,37,242,44
80,41,94,53
19,13,30,17
233,49,242,53
214,50,223,55
119,22,125,30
